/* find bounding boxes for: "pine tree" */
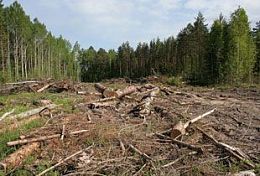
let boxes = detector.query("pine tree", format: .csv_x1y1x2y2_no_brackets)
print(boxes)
207,15,226,84
253,21,260,82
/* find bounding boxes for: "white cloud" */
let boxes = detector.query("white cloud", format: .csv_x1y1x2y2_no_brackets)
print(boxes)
184,0,260,23
3,0,259,49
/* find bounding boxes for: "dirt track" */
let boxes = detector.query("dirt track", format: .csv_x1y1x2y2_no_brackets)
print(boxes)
0,80,259,175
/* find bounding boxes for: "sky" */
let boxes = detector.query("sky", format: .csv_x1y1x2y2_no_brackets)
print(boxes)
3,0,260,50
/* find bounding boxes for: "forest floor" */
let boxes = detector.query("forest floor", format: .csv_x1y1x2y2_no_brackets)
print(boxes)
0,78,259,176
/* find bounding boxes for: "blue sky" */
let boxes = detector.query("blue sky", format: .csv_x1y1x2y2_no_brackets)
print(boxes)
3,0,260,50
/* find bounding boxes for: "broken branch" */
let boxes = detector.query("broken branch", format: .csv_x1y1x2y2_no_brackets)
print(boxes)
7,130,89,146
171,108,216,139
36,145,93,176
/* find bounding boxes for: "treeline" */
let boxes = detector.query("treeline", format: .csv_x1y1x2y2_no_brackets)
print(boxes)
0,1,259,85
79,8,260,85
0,1,78,83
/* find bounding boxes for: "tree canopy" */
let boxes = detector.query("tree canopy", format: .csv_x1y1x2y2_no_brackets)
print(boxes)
0,2,258,85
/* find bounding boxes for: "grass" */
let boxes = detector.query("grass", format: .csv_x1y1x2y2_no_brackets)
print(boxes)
0,118,45,161
0,92,82,117
166,76,183,86
0,91,82,175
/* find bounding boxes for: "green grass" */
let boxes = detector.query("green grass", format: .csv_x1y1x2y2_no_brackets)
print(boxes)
0,92,82,117
0,118,45,161
166,76,183,86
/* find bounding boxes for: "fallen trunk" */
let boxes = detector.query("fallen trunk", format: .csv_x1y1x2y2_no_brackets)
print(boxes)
9,104,58,120
0,142,40,171
0,109,15,122
94,83,107,94
116,85,137,99
37,83,53,93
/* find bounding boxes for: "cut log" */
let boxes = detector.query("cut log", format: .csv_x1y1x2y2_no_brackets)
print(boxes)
94,83,107,93
77,91,87,95
171,121,186,139
5,81,40,85
117,85,137,98
103,89,118,98
0,142,40,171
37,84,52,93
7,130,89,146
9,104,58,120
171,108,216,139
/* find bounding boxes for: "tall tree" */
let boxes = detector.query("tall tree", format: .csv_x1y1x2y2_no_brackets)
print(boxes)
226,7,256,83
207,15,227,84
253,21,260,82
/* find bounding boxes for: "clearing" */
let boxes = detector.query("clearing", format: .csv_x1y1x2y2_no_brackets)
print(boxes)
0,78,259,176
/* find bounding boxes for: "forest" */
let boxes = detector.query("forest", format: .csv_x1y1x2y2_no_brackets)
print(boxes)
0,0,259,85
0,1,260,175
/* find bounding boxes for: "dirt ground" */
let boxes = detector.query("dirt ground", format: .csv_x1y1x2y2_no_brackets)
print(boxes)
0,79,259,176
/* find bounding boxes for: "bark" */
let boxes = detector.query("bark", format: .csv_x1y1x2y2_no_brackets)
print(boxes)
117,85,137,98
9,104,58,120
0,142,40,172
171,108,216,139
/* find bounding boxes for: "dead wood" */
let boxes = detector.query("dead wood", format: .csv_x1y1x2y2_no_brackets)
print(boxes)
37,83,53,93
0,142,40,171
61,125,65,141
5,81,41,85
133,163,147,176
103,89,118,98
161,151,197,168
89,101,117,109
9,104,58,120
0,109,15,121
119,140,126,155
77,91,87,95
230,170,256,176
196,127,255,168
117,85,137,98
36,145,93,176
130,87,160,117
7,130,89,146
171,108,216,139
94,83,107,93
155,133,203,153
128,144,153,161
160,87,173,95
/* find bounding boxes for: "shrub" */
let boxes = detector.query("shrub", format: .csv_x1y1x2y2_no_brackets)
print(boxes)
166,76,183,86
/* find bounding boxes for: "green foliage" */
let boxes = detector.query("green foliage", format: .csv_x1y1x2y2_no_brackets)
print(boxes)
226,8,256,84
0,1,77,82
166,76,183,86
0,1,258,86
